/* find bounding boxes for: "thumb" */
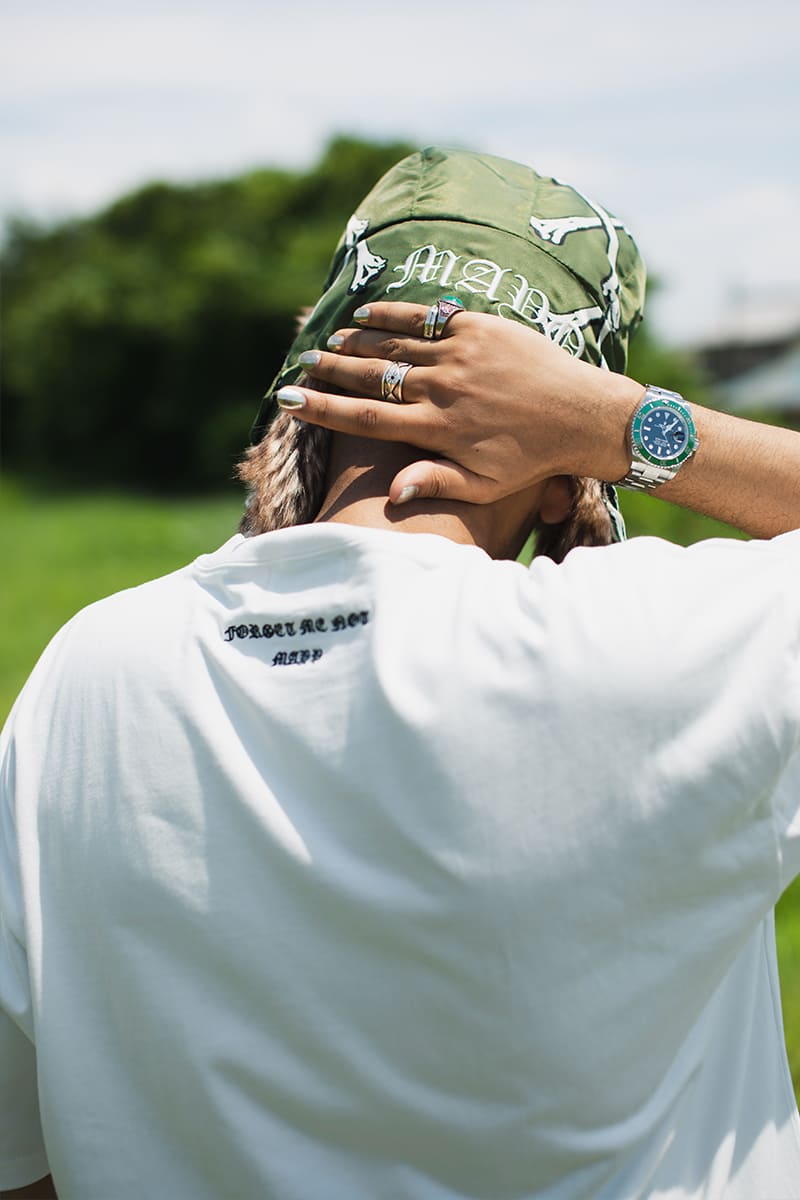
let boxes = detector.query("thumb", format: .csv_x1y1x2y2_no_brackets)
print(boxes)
389,459,497,506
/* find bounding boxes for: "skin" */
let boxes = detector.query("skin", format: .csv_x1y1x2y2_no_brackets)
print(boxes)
315,432,572,559
280,301,800,541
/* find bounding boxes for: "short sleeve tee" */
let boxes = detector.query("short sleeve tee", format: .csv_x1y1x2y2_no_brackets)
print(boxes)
3,524,800,1198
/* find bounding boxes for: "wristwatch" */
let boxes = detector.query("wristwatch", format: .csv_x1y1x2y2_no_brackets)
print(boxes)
618,386,699,491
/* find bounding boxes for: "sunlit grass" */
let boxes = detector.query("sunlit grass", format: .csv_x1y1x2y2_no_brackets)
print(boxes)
1,477,243,716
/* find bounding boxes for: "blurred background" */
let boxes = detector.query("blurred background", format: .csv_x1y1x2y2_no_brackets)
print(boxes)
3,0,800,1087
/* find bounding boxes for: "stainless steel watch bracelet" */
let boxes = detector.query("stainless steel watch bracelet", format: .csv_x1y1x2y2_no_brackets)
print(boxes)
620,460,679,491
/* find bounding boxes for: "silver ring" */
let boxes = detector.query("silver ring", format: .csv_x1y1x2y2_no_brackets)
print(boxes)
423,304,438,340
380,361,413,403
434,295,464,338
423,295,464,340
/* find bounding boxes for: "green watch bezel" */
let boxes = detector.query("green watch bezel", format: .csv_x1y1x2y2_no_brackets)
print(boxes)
630,395,698,470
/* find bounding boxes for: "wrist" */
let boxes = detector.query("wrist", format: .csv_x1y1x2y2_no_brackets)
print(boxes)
570,366,643,482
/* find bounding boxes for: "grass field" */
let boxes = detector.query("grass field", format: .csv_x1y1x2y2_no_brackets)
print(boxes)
0,477,244,714
3,477,800,1099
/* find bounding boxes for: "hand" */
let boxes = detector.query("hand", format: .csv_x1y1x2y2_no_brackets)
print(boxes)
277,302,641,505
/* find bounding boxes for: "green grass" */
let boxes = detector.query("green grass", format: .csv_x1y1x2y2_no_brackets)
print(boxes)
1,477,244,715
618,487,750,545
777,885,800,1093
2,477,800,1100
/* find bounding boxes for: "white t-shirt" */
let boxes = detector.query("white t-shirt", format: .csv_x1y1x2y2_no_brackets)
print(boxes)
3,523,800,1199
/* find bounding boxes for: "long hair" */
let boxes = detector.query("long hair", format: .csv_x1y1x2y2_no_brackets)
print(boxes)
238,399,330,535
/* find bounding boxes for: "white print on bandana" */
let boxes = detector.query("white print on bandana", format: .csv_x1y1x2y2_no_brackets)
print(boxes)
530,184,633,360
343,216,387,293
386,243,604,361
285,215,386,338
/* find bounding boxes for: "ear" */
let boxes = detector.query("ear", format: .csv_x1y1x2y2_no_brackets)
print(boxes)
537,475,573,525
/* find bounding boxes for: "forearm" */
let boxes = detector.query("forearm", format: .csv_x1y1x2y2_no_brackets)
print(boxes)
599,374,800,539
281,302,800,538
655,405,800,538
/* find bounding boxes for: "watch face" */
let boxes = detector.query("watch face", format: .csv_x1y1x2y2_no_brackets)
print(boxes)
639,405,690,460
631,395,698,469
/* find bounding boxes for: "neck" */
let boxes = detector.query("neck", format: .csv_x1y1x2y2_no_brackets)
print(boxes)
313,437,536,559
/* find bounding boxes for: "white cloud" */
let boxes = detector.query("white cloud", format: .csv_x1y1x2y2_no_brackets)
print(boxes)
2,0,799,339
3,0,798,100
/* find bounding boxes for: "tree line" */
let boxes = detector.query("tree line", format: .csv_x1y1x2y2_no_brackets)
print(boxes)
2,138,415,491
2,136,706,492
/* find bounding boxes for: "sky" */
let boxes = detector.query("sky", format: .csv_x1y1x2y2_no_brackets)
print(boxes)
2,0,799,345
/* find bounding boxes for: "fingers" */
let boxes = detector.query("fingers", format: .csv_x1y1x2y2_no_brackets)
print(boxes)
352,301,431,336
388,459,499,506
300,297,476,390
277,382,501,503
325,327,439,365
313,299,471,362
298,349,427,401
353,299,466,341
276,385,428,443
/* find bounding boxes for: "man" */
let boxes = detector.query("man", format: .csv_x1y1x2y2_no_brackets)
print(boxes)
3,148,800,1199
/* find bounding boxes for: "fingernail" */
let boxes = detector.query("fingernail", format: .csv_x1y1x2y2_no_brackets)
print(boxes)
396,485,420,505
298,350,321,367
327,333,344,350
353,306,370,322
276,387,306,411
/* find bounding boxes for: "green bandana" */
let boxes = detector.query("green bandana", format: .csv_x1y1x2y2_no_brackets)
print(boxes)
253,146,646,444
251,147,645,542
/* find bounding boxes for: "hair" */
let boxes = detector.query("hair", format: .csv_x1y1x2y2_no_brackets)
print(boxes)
236,378,616,565
237,396,330,535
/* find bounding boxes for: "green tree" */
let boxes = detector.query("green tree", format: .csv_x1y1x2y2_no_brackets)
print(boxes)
2,136,415,491
626,306,712,413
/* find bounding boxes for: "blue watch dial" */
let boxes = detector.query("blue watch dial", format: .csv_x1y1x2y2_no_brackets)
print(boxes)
628,391,695,470
624,388,699,485
640,406,690,461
